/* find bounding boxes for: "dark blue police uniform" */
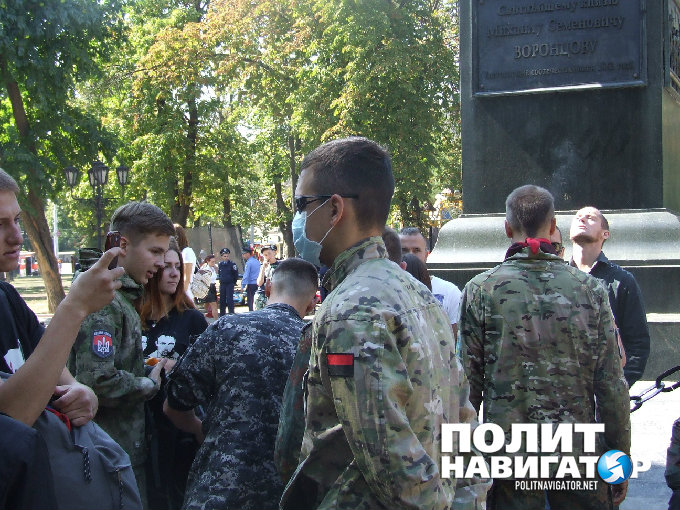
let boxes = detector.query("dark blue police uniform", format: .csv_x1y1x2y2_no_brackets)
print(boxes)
218,253,239,315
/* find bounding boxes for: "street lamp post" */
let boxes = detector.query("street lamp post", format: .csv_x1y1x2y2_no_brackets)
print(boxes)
64,161,130,250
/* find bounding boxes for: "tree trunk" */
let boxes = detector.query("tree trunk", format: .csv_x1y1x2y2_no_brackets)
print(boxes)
274,179,294,257
285,133,299,257
3,57,64,311
22,189,65,311
172,86,199,227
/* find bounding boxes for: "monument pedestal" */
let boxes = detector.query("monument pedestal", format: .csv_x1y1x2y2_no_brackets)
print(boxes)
442,1,680,379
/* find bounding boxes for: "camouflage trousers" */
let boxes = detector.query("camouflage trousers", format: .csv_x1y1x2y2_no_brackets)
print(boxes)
488,479,612,510
254,291,267,310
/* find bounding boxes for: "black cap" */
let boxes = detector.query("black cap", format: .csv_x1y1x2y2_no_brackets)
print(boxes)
220,248,231,255
261,244,277,253
242,247,253,254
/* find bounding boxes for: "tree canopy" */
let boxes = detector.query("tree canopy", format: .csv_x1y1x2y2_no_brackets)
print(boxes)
0,0,462,306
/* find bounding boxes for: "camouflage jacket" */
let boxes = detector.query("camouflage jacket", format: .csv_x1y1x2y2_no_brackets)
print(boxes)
165,302,304,510
280,237,488,510
274,321,312,484
68,273,156,466
460,247,631,462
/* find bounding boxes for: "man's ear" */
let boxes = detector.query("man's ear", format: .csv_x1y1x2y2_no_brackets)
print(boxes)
549,217,556,235
602,229,610,241
504,220,513,239
118,236,130,257
305,294,318,316
329,194,346,227
399,261,407,270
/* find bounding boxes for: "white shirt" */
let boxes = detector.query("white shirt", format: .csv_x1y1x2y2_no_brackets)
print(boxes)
430,276,462,326
182,246,197,300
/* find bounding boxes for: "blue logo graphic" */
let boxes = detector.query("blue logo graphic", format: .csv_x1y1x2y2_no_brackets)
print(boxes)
597,450,633,484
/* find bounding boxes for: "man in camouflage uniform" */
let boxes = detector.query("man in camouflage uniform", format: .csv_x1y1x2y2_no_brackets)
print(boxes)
163,258,319,510
68,201,175,504
277,137,489,510
255,244,280,310
459,185,631,510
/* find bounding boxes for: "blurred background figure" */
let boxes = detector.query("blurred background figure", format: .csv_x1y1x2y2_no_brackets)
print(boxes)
241,248,261,311
200,254,218,319
255,245,280,310
174,224,197,302
218,248,239,316
550,225,565,259
402,253,432,291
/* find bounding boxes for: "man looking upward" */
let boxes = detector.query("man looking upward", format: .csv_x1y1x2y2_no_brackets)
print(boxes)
570,206,650,386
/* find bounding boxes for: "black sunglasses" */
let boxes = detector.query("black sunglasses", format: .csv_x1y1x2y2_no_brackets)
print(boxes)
551,241,564,252
295,194,359,212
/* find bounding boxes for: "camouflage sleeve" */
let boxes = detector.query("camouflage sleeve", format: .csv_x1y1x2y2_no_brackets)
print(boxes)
165,331,216,412
323,320,450,509
71,308,155,407
451,356,492,510
274,329,312,484
459,283,484,413
593,289,631,454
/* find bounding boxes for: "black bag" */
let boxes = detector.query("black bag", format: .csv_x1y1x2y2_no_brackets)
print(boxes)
0,373,142,510
36,406,143,510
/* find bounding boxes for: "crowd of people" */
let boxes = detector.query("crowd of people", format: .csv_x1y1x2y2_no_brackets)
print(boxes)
0,135,670,510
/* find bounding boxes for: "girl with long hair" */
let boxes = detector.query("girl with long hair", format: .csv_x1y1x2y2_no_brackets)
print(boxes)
137,237,208,510
138,238,207,365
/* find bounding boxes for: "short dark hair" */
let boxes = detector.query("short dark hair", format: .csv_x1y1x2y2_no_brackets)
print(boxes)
381,227,402,264
110,201,175,243
0,168,19,194
402,253,432,291
271,257,319,298
505,185,555,237
400,226,425,239
300,137,394,229
598,211,610,231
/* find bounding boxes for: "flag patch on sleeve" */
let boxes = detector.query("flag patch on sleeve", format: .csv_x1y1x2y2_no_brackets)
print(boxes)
327,353,354,377
92,331,114,359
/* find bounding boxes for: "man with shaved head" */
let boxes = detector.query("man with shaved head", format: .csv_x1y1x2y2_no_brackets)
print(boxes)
570,206,650,386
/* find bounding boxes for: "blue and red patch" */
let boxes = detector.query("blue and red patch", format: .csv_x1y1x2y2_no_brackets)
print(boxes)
92,331,114,359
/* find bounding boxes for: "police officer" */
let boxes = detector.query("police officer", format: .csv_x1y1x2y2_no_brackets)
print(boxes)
218,248,239,315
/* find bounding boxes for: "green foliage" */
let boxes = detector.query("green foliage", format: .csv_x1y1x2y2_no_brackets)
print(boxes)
0,0,125,192
3,0,462,246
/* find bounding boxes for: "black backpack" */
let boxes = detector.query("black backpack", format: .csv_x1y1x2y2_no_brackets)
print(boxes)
0,373,142,510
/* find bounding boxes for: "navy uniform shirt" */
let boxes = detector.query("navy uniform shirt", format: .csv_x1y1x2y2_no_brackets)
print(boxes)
166,303,305,510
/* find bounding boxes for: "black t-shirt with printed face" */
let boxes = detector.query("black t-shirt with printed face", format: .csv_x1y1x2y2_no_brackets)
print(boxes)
142,307,208,360
0,282,44,374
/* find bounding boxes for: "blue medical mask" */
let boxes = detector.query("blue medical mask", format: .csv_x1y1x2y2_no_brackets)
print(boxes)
292,199,334,266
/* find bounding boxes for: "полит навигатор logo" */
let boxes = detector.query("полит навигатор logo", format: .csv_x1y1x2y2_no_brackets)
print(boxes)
597,450,633,484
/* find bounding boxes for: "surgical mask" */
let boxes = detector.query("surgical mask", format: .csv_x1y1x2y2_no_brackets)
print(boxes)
292,199,334,266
